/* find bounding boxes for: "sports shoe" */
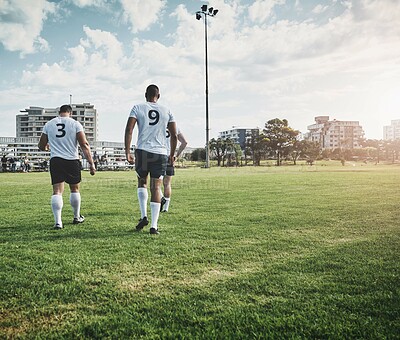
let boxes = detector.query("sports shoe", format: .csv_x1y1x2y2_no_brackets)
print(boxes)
73,215,85,224
160,197,167,212
53,224,63,230
150,227,159,235
135,217,149,231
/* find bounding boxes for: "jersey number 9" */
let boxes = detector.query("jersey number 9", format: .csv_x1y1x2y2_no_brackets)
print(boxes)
148,110,160,126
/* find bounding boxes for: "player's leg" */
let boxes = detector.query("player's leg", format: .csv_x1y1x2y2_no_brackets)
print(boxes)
137,176,149,220
49,157,66,229
69,183,84,224
149,177,163,234
135,149,149,231
148,153,168,234
51,182,64,229
65,159,84,224
161,175,172,212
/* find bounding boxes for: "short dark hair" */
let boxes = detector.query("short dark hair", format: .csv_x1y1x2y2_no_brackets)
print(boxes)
145,84,159,98
59,105,72,114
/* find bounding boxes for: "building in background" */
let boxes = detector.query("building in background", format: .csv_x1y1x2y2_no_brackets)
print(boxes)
383,119,400,140
305,116,364,150
218,127,260,150
17,103,97,144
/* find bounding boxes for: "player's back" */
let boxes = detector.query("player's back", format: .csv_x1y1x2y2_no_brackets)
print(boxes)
43,116,83,160
131,102,174,155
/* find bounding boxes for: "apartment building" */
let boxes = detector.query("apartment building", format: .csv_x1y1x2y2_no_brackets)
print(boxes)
383,119,400,140
218,127,260,150
305,116,364,149
17,103,97,144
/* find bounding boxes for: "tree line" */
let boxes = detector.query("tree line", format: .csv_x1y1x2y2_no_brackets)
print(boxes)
189,118,400,166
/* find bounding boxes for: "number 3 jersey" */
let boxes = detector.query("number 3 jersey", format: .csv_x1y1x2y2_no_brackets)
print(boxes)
42,116,83,160
129,102,175,155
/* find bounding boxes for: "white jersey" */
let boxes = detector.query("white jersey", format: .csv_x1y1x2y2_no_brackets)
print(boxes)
166,127,181,154
42,116,83,160
129,101,175,155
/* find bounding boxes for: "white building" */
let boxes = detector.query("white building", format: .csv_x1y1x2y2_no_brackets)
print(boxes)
383,120,400,140
305,116,364,150
218,127,260,150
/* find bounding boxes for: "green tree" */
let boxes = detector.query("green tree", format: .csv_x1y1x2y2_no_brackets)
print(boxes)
246,131,268,166
209,138,224,166
290,140,321,165
191,148,206,162
227,143,242,167
209,138,233,167
263,118,299,166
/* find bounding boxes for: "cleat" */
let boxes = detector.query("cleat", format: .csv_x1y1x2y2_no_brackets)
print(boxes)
53,224,63,230
150,227,159,235
135,217,149,231
160,197,167,212
73,215,85,224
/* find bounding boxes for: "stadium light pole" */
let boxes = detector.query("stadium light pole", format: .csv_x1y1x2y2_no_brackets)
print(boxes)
196,5,218,168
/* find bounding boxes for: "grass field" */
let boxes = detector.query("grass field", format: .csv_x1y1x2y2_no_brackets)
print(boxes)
0,163,399,339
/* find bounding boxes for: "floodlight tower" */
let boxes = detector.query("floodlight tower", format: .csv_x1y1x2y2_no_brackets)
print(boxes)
196,5,218,168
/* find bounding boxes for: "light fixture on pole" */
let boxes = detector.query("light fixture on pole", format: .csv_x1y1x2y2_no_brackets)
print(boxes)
196,4,218,168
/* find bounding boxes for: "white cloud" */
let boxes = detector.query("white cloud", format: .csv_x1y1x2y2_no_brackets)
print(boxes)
0,0,55,55
70,0,108,8
21,25,130,89
120,0,166,33
248,0,285,23
312,4,328,14
81,26,125,64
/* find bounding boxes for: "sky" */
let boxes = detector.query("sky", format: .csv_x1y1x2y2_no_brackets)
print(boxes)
1,0,400,147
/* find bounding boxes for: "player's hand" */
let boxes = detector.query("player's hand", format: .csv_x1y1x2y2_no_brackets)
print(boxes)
168,155,176,166
89,164,96,176
126,153,134,165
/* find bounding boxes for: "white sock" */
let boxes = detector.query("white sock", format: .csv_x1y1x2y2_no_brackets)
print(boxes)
163,197,171,211
137,188,148,219
150,202,161,228
70,192,81,218
51,194,63,226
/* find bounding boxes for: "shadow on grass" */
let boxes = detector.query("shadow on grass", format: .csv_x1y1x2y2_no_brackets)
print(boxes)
0,223,138,243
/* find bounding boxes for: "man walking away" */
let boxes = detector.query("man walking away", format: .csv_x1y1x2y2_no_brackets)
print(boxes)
160,128,188,212
124,84,177,235
38,104,96,229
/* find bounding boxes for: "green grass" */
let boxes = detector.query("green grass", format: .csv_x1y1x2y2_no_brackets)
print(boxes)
0,163,399,339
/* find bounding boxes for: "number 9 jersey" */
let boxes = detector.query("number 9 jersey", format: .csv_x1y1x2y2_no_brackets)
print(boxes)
42,116,83,160
129,102,175,155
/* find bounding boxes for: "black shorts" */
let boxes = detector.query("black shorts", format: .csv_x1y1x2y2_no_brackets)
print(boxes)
166,164,175,176
50,157,81,185
135,149,168,179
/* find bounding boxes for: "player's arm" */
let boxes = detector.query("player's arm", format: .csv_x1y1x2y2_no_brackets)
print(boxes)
77,131,96,176
167,121,178,165
38,133,49,151
124,117,137,165
176,132,188,158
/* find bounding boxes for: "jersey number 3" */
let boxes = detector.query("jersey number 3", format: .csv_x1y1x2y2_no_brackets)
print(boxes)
56,123,66,138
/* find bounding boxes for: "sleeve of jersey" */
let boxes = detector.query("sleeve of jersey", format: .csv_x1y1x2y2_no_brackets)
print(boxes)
42,123,48,135
129,106,138,119
168,111,175,122
76,121,84,133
